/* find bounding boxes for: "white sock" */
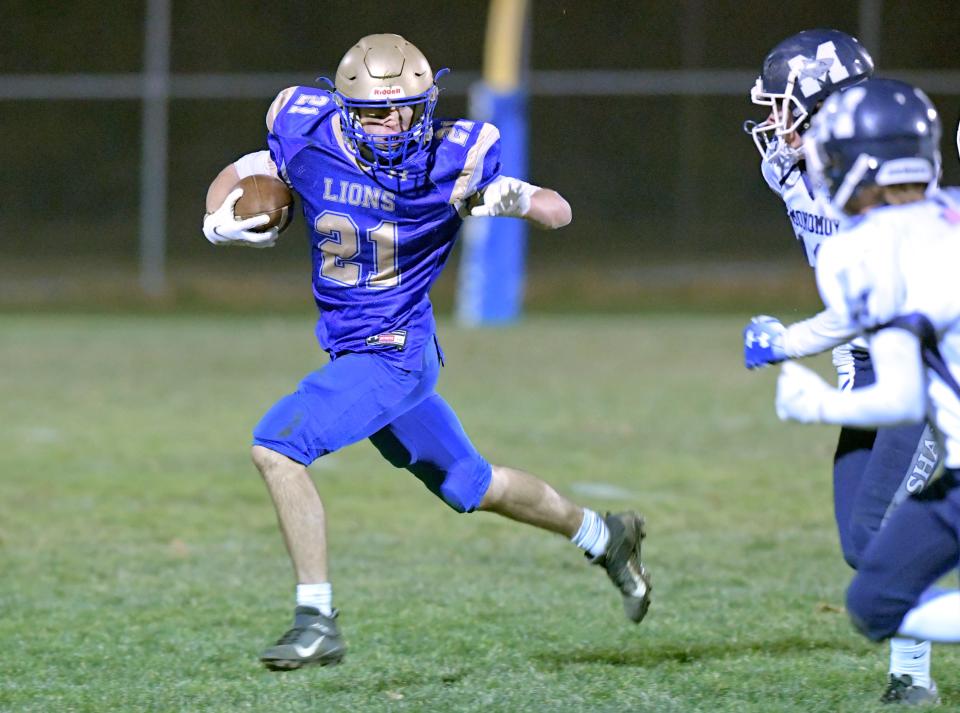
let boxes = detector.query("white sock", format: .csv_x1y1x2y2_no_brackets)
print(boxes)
900,590,960,643
296,582,333,616
889,637,931,689
572,509,609,559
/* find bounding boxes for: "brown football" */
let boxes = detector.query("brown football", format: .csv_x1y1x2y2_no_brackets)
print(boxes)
233,174,294,233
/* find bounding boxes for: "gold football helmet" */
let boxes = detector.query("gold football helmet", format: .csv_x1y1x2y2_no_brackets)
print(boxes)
332,34,444,168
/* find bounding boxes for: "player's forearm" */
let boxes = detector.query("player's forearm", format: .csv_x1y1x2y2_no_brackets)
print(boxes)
818,330,926,426
206,163,241,213
818,383,924,426
525,188,572,230
205,152,281,213
782,308,857,358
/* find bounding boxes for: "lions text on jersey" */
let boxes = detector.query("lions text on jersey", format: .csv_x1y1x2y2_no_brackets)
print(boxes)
266,86,502,368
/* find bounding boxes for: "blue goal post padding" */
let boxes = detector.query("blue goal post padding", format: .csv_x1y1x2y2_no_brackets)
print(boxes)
455,84,528,326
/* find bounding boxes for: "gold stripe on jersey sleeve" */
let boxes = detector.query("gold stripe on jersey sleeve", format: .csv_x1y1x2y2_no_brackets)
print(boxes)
266,87,298,134
449,123,501,205
330,113,351,159
330,113,368,171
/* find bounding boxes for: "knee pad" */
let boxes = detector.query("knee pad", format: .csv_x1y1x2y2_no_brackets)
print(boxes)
252,394,318,466
370,425,492,513
846,576,901,642
437,455,492,514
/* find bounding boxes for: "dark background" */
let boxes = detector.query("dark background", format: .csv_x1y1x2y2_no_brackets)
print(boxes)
2,1,959,310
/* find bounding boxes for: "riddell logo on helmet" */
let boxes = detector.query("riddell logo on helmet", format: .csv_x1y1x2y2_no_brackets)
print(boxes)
371,86,405,98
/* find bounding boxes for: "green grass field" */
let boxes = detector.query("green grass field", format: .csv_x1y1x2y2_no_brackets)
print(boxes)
2,313,956,712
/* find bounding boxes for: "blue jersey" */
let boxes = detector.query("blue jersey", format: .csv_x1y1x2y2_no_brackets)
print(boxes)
265,86,502,367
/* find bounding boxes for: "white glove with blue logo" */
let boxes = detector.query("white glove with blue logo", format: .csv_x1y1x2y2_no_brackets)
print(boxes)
743,315,787,369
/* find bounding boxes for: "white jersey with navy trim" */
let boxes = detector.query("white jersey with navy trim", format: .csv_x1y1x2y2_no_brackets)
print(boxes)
816,189,960,466
761,151,841,267
761,147,865,369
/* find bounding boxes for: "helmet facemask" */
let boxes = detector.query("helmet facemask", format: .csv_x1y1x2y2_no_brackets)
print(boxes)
334,83,441,169
747,72,811,164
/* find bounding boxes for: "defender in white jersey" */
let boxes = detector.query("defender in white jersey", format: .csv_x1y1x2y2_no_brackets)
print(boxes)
746,28,873,269
744,33,943,705
746,30,872,392
774,77,946,705
776,79,960,680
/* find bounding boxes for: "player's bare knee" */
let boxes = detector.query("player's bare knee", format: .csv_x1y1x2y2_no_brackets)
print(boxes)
477,463,507,510
251,445,299,479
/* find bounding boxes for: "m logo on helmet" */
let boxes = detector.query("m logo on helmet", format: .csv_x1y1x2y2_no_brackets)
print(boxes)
789,41,851,97
370,85,405,99
830,86,867,139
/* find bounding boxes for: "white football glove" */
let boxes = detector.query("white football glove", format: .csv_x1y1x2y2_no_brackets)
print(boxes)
775,361,833,424
470,176,538,219
203,188,279,248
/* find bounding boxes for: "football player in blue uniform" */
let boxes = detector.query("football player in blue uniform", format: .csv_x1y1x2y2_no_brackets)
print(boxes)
776,78,951,704
201,34,652,670
743,31,941,703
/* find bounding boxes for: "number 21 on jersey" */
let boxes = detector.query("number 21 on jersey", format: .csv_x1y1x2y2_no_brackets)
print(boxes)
314,210,399,289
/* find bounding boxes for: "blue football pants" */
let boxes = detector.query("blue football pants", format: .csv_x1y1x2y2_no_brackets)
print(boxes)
252,342,492,513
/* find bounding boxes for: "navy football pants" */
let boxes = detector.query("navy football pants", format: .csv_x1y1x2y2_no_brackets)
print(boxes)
847,469,960,641
833,351,938,570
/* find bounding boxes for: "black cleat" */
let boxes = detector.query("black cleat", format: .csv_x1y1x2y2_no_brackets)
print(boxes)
592,511,652,623
880,674,940,706
259,606,346,671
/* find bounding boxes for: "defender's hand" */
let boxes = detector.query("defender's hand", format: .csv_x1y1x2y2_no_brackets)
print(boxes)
470,176,537,219
743,315,787,369
203,188,279,248
776,361,831,424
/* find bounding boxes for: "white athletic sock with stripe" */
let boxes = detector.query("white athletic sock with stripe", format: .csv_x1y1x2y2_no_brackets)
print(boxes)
296,582,333,617
572,509,609,559
889,637,931,689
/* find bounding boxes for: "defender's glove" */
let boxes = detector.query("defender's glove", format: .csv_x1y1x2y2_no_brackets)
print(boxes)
203,188,279,248
743,315,787,369
776,361,831,424
470,176,538,219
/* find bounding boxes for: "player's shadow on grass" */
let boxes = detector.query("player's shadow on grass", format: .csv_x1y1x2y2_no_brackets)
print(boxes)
532,635,865,669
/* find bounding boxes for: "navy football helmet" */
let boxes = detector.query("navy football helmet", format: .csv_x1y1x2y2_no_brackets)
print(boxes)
803,78,941,214
747,29,874,164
